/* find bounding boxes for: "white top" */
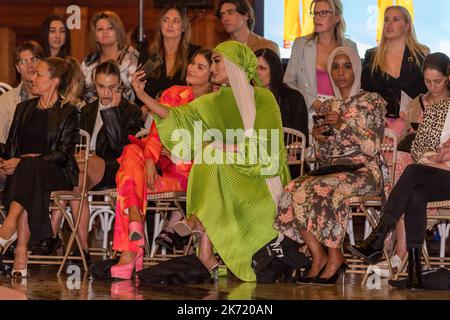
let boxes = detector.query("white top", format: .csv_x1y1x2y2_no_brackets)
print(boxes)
90,102,109,152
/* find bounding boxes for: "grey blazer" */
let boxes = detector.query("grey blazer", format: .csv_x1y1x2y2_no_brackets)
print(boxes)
283,36,358,111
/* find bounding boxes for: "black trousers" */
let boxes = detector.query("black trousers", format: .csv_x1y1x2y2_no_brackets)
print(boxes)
383,164,450,249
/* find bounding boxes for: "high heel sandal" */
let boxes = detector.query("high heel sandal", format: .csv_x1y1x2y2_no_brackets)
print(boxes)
111,248,144,280
0,225,18,255
11,254,28,278
309,263,348,285
173,220,194,237
129,221,145,248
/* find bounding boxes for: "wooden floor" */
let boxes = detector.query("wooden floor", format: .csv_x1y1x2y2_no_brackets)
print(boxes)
0,264,449,300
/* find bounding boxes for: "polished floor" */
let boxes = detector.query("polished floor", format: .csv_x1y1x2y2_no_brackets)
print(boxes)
0,264,449,300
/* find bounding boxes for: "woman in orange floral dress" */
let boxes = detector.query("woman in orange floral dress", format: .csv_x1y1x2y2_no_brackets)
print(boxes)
110,49,212,280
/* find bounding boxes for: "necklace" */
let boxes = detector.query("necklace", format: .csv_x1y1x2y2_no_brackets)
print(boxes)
38,100,57,110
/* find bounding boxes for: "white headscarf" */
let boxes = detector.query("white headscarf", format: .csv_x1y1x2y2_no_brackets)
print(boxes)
327,46,362,99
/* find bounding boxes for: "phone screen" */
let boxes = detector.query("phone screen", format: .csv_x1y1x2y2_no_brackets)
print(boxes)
137,53,163,79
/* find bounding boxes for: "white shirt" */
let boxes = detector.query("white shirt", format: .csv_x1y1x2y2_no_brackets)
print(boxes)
90,102,110,152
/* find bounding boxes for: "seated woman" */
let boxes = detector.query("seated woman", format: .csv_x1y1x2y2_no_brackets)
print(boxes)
274,46,387,285
0,57,82,277
34,60,143,258
348,83,450,290
372,53,450,275
111,48,212,279
255,48,309,178
133,41,289,282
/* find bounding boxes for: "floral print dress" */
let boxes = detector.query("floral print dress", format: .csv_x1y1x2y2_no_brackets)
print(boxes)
274,90,387,248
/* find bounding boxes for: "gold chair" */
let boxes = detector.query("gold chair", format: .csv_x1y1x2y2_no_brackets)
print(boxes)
345,129,400,280
283,127,307,176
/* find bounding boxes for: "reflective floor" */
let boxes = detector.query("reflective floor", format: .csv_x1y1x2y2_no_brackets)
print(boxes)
0,265,449,300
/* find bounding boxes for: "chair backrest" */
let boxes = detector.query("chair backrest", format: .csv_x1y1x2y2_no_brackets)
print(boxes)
381,128,398,191
283,127,307,176
0,82,13,95
77,129,91,196
135,128,150,139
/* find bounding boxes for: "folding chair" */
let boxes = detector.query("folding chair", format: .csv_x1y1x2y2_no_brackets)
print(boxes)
345,129,400,280
50,129,91,276
283,127,307,176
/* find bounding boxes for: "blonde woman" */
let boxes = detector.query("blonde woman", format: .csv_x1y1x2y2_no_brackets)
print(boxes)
81,11,139,104
376,0,414,43
362,5,428,123
283,0,357,135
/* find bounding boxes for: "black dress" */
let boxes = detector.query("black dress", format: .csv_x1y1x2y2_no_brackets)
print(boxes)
141,43,201,99
3,106,73,247
361,47,427,118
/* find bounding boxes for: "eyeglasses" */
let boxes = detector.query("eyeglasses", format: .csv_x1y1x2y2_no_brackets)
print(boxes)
18,56,40,65
310,10,335,18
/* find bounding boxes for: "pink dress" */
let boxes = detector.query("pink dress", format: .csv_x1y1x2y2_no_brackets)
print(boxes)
113,86,195,253
316,68,334,97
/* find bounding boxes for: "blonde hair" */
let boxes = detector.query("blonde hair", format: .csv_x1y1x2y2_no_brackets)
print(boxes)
371,6,429,76
45,56,84,106
89,11,127,54
308,0,346,45
148,4,192,79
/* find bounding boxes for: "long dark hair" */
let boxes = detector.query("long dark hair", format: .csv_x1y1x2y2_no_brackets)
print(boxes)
254,48,283,101
149,4,191,79
39,15,71,58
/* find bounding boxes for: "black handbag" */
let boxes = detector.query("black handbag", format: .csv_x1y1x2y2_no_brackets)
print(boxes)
137,255,212,285
308,163,365,176
252,235,311,283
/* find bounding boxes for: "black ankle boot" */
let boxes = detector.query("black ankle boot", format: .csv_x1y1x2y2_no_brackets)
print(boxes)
347,217,395,264
407,248,423,290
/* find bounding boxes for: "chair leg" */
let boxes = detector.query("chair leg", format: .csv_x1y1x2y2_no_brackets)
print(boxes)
347,216,355,246
150,212,161,258
438,222,447,258
55,196,88,277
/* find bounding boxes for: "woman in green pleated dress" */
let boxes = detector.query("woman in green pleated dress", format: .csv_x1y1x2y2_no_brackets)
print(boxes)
131,41,290,281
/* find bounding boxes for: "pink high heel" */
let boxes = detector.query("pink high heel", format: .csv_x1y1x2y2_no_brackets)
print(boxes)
111,249,144,280
129,221,145,248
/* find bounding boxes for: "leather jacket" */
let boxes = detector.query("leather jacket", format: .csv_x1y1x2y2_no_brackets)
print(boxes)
0,97,81,186
81,96,143,160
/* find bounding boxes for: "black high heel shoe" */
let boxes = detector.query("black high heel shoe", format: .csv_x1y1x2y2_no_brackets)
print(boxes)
309,263,348,285
296,263,327,284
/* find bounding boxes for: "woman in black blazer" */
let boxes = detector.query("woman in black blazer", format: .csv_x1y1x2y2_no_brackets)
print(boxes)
361,5,428,119
0,57,81,277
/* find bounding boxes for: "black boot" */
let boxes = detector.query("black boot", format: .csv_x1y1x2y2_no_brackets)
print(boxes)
406,247,423,290
347,216,395,264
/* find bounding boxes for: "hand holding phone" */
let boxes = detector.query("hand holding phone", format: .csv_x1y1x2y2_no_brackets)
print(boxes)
137,53,163,79
313,114,333,136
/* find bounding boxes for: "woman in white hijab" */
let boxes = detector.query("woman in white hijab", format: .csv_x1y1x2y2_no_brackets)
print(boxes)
274,46,387,285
